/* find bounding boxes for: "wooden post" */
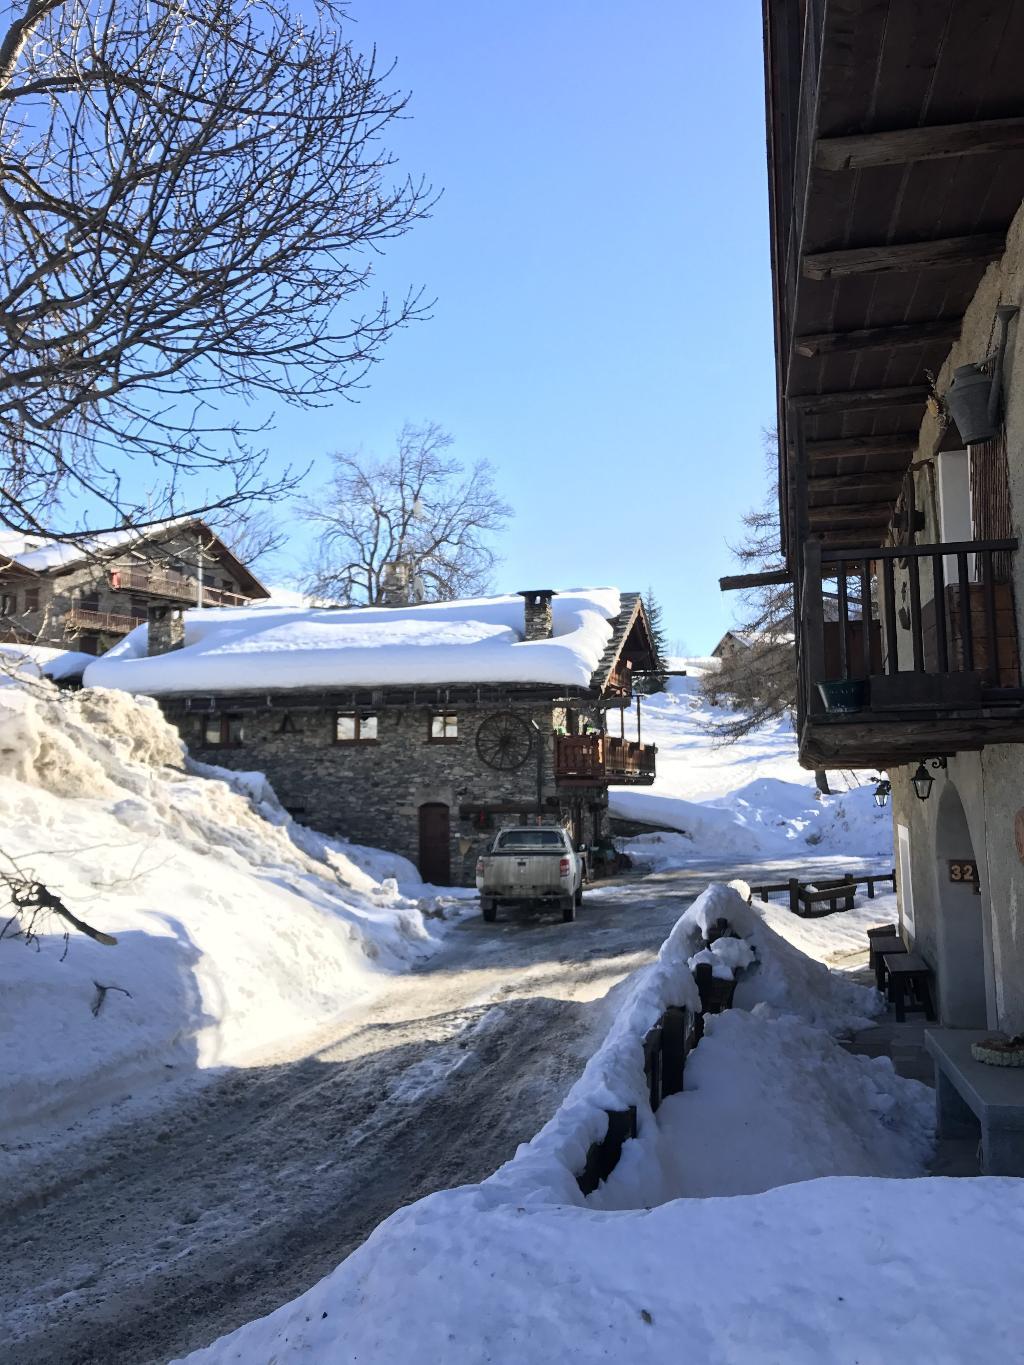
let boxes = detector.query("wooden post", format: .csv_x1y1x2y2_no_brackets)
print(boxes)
660,1007,688,1098
789,878,801,915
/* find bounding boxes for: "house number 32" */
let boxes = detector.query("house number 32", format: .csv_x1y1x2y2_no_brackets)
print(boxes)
949,860,978,883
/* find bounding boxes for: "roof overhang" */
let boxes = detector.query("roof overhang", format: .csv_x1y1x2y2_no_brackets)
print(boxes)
764,0,1024,552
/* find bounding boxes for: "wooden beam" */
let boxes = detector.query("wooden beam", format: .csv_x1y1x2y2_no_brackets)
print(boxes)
803,234,1005,281
719,569,791,592
805,434,917,462
807,470,904,493
794,318,962,358
791,387,928,416
808,503,893,526
814,117,1024,173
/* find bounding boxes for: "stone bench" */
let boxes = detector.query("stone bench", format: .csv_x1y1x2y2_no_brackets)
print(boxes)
925,1028,1024,1176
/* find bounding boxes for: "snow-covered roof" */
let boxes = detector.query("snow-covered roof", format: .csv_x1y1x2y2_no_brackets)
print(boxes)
0,518,193,574
0,643,93,683
83,588,625,695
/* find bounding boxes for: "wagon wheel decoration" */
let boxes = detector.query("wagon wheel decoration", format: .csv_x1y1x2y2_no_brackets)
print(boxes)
476,712,533,770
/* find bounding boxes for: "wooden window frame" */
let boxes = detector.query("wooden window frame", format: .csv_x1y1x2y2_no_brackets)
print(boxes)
201,714,245,748
0,591,15,616
23,586,39,613
334,712,379,745
427,711,459,743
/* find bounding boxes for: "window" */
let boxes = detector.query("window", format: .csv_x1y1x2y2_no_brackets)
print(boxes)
202,714,244,747
23,587,39,613
335,712,378,743
495,829,565,849
0,592,15,616
429,712,458,741
79,592,100,613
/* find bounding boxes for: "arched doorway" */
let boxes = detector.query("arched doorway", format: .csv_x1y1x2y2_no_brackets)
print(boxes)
934,784,989,1027
418,803,451,886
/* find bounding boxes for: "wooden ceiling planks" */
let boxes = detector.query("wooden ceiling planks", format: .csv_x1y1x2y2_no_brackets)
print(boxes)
771,0,1024,542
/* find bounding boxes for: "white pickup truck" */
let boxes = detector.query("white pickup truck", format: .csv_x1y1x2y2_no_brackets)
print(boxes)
475,826,585,923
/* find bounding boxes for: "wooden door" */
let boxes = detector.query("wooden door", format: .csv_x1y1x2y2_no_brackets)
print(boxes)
418,803,451,886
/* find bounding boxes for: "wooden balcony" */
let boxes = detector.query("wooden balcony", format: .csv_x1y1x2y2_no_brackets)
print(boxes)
66,606,143,636
554,735,656,786
108,568,249,608
799,538,1024,768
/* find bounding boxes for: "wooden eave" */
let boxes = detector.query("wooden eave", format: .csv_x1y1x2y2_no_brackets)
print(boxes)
764,0,1024,551
589,593,657,696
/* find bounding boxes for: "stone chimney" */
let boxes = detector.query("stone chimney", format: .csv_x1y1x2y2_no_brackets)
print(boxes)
147,603,185,656
381,559,411,607
517,589,557,641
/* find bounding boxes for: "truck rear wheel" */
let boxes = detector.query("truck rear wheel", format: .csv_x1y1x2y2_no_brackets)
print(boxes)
481,898,497,923
560,895,576,922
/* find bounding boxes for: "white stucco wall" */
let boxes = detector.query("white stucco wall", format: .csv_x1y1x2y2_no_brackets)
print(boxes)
891,201,1024,1035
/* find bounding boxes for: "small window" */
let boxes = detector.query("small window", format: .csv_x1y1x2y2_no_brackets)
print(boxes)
202,714,244,747
0,592,15,616
335,712,378,743
23,587,39,613
429,712,458,741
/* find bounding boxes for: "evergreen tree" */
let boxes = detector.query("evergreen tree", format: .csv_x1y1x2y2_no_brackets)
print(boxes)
637,588,670,695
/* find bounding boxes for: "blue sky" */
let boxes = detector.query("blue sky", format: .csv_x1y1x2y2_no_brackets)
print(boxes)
229,2,777,652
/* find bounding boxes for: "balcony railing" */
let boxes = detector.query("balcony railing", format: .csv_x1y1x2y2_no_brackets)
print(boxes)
66,606,143,636
554,734,656,785
798,537,1023,767
108,568,249,608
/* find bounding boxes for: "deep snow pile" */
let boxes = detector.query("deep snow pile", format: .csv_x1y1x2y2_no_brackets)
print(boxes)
177,885,961,1365
0,682,458,1141
611,659,892,859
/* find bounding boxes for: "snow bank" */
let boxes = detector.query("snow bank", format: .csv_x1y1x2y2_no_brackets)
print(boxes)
178,884,950,1365
83,588,623,694
177,1176,1024,1365
0,682,453,1140
610,662,892,860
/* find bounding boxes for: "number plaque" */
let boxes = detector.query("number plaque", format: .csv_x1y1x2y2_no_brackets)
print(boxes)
948,860,979,884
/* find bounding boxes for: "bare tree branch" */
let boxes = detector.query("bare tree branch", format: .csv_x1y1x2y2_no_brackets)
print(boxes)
0,0,435,540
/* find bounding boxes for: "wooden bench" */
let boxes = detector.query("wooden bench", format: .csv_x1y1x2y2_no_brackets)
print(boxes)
796,878,856,917
870,934,906,992
925,1028,1024,1175
884,952,936,1023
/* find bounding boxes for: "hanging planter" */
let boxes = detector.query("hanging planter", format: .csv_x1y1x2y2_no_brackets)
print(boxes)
817,678,869,713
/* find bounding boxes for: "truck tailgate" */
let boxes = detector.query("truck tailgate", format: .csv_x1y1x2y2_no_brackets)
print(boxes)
481,852,565,897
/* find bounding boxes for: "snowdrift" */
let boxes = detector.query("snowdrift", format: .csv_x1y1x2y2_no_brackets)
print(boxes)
177,885,953,1365
610,662,892,860
0,683,456,1141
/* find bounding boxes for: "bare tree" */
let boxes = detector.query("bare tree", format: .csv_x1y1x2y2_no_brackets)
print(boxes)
302,423,512,604
0,0,433,542
701,434,796,740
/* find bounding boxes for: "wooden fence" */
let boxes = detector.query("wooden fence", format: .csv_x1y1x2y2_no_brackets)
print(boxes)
749,868,895,916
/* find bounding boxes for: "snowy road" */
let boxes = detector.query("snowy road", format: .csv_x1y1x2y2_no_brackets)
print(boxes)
2,860,832,1365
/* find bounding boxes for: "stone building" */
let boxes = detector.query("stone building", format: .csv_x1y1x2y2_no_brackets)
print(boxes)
0,518,269,657
757,0,1024,1168
85,588,658,885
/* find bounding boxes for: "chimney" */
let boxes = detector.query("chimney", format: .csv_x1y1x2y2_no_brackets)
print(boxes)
517,589,557,641
381,560,411,607
147,603,185,656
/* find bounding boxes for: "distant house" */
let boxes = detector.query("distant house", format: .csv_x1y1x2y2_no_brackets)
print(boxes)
85,588,658,886
711,630,753,662
0,519,269,656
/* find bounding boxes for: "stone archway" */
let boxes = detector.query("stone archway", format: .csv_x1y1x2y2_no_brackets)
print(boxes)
934,783,989,1028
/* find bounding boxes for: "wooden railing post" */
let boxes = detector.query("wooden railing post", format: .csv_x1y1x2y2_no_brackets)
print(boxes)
801,538,825,713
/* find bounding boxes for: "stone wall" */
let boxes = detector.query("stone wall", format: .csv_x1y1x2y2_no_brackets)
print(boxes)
166,699,610,887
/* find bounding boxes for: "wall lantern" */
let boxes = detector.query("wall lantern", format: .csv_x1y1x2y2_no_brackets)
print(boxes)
945,304,1019,445
911,758,947,802
872,778,891,808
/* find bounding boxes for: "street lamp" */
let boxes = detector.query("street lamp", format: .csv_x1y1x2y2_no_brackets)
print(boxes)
911,758,947,802
872,778,891,808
